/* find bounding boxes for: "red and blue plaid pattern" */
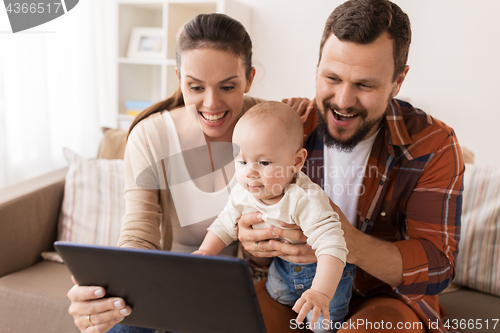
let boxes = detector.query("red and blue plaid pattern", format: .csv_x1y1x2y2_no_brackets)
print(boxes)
302,99,465,333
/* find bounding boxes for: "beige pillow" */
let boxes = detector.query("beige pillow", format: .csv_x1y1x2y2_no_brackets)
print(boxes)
97,127,128,160
43,148,125,262
454,164,500,296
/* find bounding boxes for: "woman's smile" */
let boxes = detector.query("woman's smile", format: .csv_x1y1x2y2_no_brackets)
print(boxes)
199,110,229,124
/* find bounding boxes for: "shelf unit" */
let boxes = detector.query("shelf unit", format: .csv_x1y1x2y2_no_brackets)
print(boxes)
117,0,252,129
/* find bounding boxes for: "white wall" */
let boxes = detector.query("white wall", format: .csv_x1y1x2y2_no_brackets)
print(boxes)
245,0,500,166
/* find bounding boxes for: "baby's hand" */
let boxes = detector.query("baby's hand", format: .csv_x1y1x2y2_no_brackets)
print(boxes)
292,289,331,325
192,249,213,256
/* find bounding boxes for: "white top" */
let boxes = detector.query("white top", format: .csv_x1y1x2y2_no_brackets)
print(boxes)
208,171,348,264
323,130,379,226
162,112,238,254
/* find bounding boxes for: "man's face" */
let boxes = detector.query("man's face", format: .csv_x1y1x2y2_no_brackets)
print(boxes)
316,32,408,151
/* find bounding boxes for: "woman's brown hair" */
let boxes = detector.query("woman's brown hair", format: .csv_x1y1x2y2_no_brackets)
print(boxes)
128,13,253,137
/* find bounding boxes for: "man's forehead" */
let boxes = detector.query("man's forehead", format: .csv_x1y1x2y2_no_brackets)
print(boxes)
319,33,395,81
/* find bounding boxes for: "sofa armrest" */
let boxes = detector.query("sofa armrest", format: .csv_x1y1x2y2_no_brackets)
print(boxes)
0,167,68,277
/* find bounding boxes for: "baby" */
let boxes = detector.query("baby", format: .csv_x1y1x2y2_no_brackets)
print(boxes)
194,101,353,330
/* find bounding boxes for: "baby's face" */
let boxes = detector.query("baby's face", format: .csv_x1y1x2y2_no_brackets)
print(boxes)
233,119,297,205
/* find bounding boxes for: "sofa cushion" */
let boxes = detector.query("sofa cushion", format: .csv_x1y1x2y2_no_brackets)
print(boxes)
455,164,500,296
439,288,500,333
0,167,67,277
0,261,78,332
45,148,125,262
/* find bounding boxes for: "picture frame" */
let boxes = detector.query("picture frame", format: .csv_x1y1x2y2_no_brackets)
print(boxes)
127,27,164,58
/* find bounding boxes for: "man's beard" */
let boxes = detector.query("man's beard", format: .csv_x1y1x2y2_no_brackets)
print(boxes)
316,101,385,153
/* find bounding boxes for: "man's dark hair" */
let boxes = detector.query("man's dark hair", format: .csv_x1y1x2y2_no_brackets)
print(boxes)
319,0,411,81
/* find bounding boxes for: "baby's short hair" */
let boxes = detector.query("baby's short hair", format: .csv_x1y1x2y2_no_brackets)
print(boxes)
238,101,304,152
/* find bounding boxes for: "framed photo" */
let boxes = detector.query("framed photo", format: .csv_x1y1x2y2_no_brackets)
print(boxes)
127,27,164,58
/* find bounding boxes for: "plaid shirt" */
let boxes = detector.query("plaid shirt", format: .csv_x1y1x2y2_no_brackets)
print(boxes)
302,99,464,333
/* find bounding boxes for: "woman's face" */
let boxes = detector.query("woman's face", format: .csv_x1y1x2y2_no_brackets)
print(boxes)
178,48,255,142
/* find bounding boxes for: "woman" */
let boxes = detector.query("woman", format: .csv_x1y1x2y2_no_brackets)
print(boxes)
67,13,315,333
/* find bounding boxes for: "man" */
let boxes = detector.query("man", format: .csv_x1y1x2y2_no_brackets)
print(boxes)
239,0,464,332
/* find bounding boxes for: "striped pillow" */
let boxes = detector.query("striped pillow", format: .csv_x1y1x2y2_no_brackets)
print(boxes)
58,148,125,246
455,164,500,296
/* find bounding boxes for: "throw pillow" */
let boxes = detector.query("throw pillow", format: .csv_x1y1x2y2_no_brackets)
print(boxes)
42,148,125,262
97,127,127,159
454,164,500,296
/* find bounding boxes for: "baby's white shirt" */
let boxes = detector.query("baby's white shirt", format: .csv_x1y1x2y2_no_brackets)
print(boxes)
208,171,348,264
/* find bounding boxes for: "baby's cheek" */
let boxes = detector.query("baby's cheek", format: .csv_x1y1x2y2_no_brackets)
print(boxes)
235,169,246,187
263,166,283,180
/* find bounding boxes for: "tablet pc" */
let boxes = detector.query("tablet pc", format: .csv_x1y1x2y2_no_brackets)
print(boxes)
55,242,267,333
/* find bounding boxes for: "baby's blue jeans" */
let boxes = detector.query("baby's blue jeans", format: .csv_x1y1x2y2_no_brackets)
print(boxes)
266,257,356,332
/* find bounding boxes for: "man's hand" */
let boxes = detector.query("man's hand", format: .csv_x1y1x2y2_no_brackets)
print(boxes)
292,288,331,325
282,97,317,127
267,223,317,263
238,212,281,259
281,97,314,116
238,213,318,265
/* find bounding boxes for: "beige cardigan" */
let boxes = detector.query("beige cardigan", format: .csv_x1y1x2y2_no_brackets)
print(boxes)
118,96,263,251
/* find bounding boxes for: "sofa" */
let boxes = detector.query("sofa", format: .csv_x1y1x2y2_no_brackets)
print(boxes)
0,127,127,333
0,128,499,333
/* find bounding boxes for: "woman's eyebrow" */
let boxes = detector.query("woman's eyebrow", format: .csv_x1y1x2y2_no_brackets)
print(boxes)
219,76,239,84
185,75,239,84
186,75,203,83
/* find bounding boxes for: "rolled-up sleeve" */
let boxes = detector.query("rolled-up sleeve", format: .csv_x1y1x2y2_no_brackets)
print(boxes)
394,130,464,300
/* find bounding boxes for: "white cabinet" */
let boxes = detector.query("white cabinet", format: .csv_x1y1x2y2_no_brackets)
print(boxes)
117,0,252,129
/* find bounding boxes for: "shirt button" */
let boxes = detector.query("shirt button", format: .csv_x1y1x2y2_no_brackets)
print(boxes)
294,266,302,273
380,211,386,217
379,180,384,185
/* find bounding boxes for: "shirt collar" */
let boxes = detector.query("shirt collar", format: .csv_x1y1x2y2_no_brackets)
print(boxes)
384,99,414,147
